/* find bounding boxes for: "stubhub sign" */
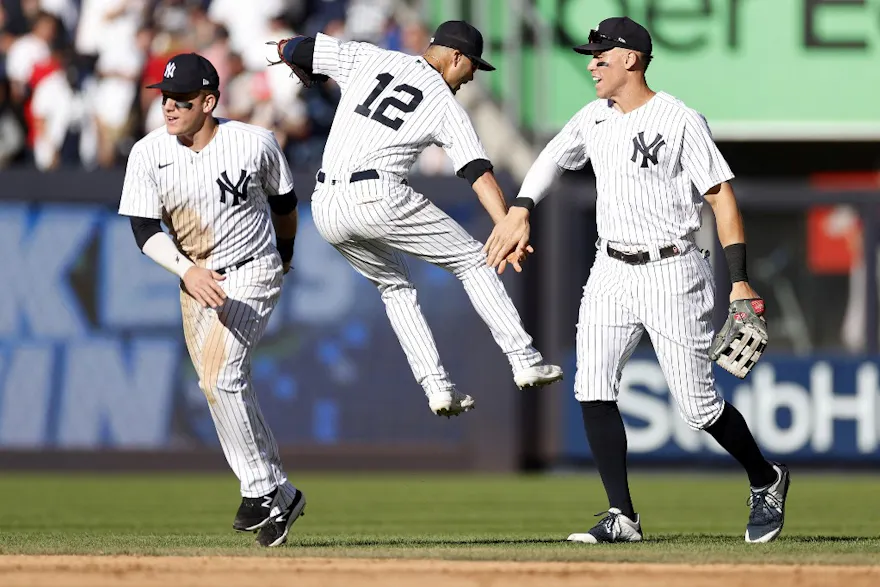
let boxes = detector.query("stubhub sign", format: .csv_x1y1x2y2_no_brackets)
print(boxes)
563,354,880,463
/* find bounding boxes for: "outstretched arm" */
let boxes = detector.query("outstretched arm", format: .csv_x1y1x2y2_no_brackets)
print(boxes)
482,151,563,270
468,166,533,274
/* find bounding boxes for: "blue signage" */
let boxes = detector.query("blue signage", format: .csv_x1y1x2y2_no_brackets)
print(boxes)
563,353,880,462
0,202,506,449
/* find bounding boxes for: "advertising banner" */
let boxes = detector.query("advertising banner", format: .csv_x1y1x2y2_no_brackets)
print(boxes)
0,201,512,450
431,0,880,139
562,352,880,462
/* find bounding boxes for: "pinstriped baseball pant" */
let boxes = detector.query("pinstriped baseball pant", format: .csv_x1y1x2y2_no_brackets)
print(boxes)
575,241,724,430
180,254,297,509
311,180,543,395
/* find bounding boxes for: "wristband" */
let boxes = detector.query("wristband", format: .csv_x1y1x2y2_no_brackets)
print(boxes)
510,197,535,212
277,237,295,263
724,243,748,283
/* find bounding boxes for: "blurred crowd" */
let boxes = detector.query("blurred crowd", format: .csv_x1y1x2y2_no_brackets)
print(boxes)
0,0,453,173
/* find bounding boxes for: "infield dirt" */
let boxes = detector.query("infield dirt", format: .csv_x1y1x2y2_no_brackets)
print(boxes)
1,555,878,587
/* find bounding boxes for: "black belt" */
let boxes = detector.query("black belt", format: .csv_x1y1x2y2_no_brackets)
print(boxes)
216,257,253,275
607,244,680,265
316,169,407,185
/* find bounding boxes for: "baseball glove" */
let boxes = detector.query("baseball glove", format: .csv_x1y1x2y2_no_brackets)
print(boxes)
709,298,768,379
265,37,327,88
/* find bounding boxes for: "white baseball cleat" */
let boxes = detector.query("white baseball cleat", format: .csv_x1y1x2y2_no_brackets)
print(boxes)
428,389,475,418
514,364,564,389
567,508,643,544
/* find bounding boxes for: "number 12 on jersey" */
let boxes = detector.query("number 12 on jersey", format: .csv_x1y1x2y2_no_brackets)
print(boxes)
354,72,424,131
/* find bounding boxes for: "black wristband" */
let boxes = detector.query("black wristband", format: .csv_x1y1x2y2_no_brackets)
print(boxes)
510,197,535,212
723,243,748,283
277,237,295,264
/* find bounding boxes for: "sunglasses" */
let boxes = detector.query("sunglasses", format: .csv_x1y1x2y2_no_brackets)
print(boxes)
161,95,196,110
589,29,629,49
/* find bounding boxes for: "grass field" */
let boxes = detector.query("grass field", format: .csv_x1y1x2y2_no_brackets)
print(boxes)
0,472,878,586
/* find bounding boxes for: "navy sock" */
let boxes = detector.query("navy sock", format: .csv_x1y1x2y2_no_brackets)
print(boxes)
580,400,636,520
705,402,777,488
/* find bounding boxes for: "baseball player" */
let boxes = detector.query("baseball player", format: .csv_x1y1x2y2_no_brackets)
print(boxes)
485,17,789,544
118,53,305,547
265,20,563,416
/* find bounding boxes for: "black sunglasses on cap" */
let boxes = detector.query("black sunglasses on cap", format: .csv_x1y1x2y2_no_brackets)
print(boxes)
574,18,653,56
589,30,620,47
587,29,647,53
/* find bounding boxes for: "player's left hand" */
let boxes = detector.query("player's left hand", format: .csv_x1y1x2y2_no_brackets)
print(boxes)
730,281,760,303
265,37,328,88
282,261,292,275
711,282,768,379
497,245,535,274
483,207,531,269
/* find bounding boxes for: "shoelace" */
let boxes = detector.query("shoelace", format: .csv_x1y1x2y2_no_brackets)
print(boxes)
747,488,782,525
593,510,618,535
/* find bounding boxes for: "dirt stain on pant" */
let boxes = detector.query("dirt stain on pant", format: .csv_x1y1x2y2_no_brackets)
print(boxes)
180,290,227,406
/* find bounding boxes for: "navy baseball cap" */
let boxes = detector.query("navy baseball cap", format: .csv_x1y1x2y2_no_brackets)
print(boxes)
430,20,495,71
574,16,653,56
147,53,220,93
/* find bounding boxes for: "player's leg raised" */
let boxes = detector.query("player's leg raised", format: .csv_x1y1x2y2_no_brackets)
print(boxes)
378,189,562,389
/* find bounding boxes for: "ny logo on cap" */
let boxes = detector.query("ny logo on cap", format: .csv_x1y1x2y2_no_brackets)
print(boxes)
164,62,176,79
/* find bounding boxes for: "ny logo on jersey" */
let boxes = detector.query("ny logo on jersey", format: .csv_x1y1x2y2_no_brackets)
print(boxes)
631,132,666,168
216,170,252,206
164,62,176,79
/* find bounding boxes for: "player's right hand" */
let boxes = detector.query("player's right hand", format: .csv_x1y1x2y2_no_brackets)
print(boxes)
497,245,535,275
483,207,531,269
182,267,227,309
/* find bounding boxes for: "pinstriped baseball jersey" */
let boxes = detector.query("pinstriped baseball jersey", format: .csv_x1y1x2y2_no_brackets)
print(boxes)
539,91,732,429
544,91,733,246
307,33,548,402
312,32,488,180
118,119,294,270
118,117,300,509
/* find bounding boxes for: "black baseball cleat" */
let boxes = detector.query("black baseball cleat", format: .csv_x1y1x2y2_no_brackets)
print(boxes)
255,488,307,547
745,462,790,543
233,489,277,532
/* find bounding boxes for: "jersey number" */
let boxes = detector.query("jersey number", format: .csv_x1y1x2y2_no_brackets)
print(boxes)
354,73,423,131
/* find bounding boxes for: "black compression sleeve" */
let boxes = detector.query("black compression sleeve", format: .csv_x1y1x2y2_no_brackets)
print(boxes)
458,159,494,185
130,216,162,250
269,189,298,215
291,37,316,72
